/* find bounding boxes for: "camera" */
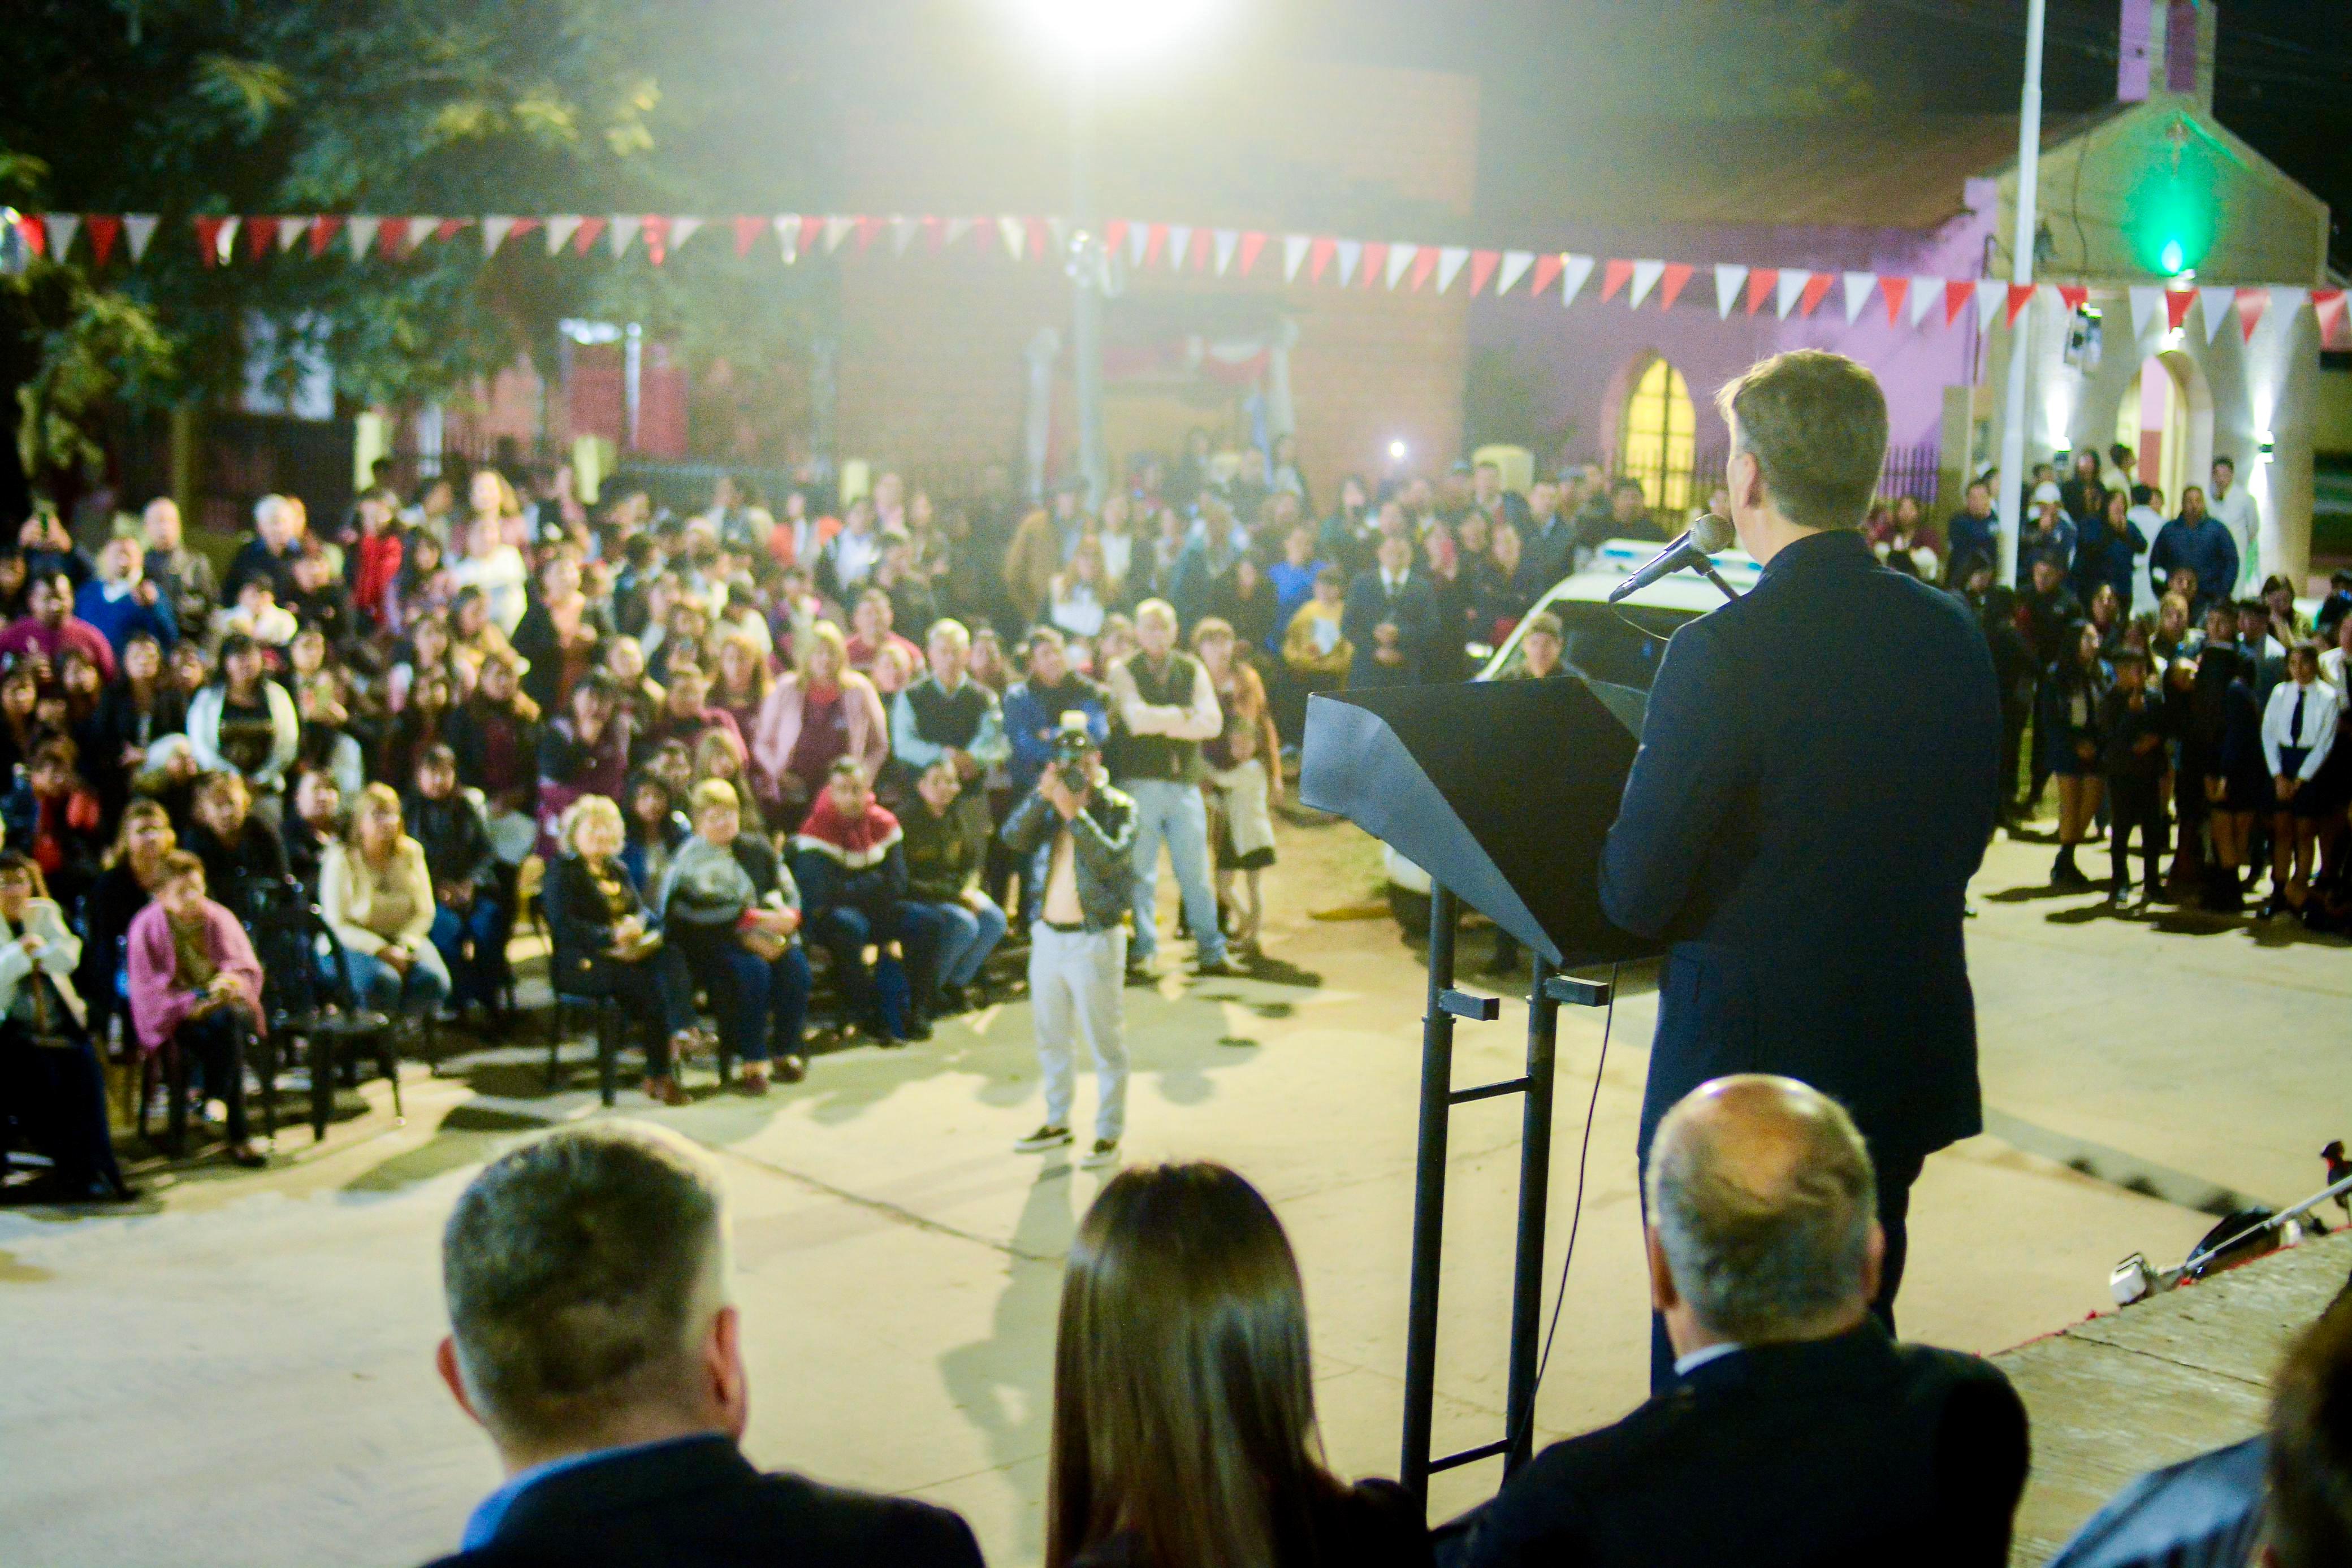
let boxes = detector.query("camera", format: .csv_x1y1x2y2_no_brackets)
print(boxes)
1049,714,1096,792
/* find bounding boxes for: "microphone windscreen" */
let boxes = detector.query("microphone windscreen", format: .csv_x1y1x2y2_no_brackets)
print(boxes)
1689,513,1736,555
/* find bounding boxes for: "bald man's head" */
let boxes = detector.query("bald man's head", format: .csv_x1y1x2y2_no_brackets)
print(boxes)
1646,1075,1880,1346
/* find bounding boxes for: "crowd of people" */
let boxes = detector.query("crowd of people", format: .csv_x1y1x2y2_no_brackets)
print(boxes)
418,1088,2352,1568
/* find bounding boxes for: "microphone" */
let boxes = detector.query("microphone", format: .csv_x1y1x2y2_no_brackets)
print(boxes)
1605,513,1737,604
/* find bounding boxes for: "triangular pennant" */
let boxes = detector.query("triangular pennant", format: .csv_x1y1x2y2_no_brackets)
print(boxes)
642,215,672,266
943,216,973,249
1908,276,1940,327
1798,272,1836,318
1842,271,1876,323
733,215,763,257
1776,269,1808,318
1974,279,2007,330
1496,249,1534,297
801,215,825,256
308,214,343,258
1026,216,1051,261
215,215,243,264
373,216,408,257
544,215,582,255
851,215,881,252
1213,228,1240,276
1878,276,1909,325
17,216,45,258
1435,245,1471,293
2268,287,2308,337
1945,279,1975,326
1185,226,1211,271
1166,224,1192,270
1237,231,1267,276
1046,217,1071,256
2198,285,2234,343
243,215,279,260
1307,235,1335,284
2312,289,2347,345
569,216,606,255
824,215,855,253
1129,222,1150,270
1626,259,1665,308
1386,243,1417,289
997,215,1025,259
123,214,159,263
433,218,468,245
356,216,391,259
668,216,702,255
1410,246,1439,292
2164,287,2194,332
2128,285,2162,338
1334,239,1362,287
889,214,918,255
2055,284,2088,312
1557,253,1594,306
1282,234,1311,282
1104,218,1128,259
1468,249,1500,297
1601,258,1635,302
46,214,80,261
775,216,801,264
1529,253,1564,297
2234,287,2268,343
1360,241,1387,288
1143,222,1169,269
507,216,541,245
1657,262,1694,310
1747,268,1779,315
608,215,641,257
275,216,309,253
1715,263,1748,319
88,215,122,266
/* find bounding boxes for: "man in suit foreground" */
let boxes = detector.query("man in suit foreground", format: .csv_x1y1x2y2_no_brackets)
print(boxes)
423,1121,984,1568
1343,532,1436,687
1441,1075,2030,1568
1600,350,2001,1388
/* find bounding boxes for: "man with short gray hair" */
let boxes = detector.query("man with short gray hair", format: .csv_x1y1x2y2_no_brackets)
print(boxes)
1444,1076,2028,1568
423,1121,983,1568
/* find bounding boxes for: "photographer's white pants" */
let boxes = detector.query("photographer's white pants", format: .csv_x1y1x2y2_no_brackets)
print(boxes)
1029,924,1127,1142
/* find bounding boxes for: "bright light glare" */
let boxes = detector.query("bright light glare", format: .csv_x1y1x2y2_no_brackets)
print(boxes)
1012,0,1217,64
1387,439,1408,462
2159,239,2184,275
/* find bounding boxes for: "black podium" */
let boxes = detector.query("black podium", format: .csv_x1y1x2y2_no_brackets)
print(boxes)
1300,676,1659,1500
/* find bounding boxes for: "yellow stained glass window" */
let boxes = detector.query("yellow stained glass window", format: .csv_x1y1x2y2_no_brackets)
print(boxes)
1622,357,1695,512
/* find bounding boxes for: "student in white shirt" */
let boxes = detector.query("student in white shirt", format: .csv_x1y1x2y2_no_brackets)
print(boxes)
2259,644,2341,917
2207,456,2260,597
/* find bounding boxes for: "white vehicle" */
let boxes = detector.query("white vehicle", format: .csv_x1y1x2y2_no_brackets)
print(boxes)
1380,537,1760,922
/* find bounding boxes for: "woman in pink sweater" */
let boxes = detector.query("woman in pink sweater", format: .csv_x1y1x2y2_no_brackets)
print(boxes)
127,851,268,1167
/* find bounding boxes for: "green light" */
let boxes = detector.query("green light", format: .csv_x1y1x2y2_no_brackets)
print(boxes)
2159,239,2184,275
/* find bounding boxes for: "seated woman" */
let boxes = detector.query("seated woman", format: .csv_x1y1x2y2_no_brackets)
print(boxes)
1047,1162,1430,1568
0,851,132,1202
789,757,935,1045
187,633,301,822
85,629,189,825
0,735,106,914
125,852,268,1169
655,778,810,1092
183,769,291,917
403,744,508,1020
75,799,178,1053
620,767,689,894
900,758,1007,1015
320,782,450,1019
535,672,633,857
691,725,766,836
543,795,703,1107
279,765,342,897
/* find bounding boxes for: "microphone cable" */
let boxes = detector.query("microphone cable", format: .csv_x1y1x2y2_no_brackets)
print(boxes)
1508,959,1620,1463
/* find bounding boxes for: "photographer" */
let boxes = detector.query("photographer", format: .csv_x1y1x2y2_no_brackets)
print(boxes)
1002,714,1138,1169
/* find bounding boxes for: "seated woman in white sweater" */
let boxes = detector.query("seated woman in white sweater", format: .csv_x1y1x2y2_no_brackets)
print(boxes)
320,782,449,1017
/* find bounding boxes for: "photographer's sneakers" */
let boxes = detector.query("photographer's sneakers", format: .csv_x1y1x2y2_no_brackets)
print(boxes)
1014,1124,1072,1153
1194,953,1250,978
1080,1138,1121,1169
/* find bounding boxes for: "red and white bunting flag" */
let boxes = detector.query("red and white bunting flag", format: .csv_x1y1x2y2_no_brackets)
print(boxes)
853,215,883,252
733,215,763,257
1166,224,1192,270
801,214,827,257
1236,231,1266,275
1213,228,1239,276
1798,272,1835,317
1435,245,1471,293
276,216,309,253
1908,276,1941,327
1626,259,1664,307
1557,253,1594,306
997,216,1026,261
2164,287,2194,331
1385,242,1417,289
569,217,607,255
1841,271,1876,323
433,218,468,245
2234,286,2268,341
775,216,800,263
1775,270,1806,318
123,214,159,263
244,215,279,259
1714,264,1747,318
2127,285,2163,338
1529,253,1564,296
1973,279,2006,330
46,214,80,261
1123,222,1147,269
215,215,244,263
2055,284,2088,312
1307,236,1336,284
1360,241,1388,288
823,215,855,253
1410,245,1439,291
542,216,580,255
1746,268,1778,315
2268,287,2308,337
483,216,517,254
1496,249,1534,296
942,216,974,249
1468,249,1500,297
1142,223,1169,268
383,216,420,258
609,215,642,258
916,215,944,252
13,215,44,257
2198,285,2234,343
1105,219,1129,259
88,215,123,266
307,214,343,257
1282,235,1311,282
1658,262,1694,310
889,215,918,255
1878,276,1909,325
643,215,673,265
1943,279,1974,327
1186,226,1212,270
1334,239,1362,287
1045,216,1069,255
2003,282,2035,327
1600,259,1634,302
2313,289,2348,343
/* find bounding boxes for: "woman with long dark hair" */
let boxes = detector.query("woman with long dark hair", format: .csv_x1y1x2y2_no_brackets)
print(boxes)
1047,1162,1429,1568
84,630,187,825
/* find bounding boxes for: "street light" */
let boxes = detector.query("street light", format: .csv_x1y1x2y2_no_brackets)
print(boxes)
1006,0,1219,506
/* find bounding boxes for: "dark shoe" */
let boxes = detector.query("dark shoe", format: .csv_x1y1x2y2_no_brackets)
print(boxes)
643,1076,690,1107
227,1144,269,1169
733,1073,771,1097
1081,1138,1121,1169
774,1055,807,1084
1125,960,1156,986
937,982,971,1014
1194,953,1250,978
901,1013,934,1043
1015,1124,1073,1153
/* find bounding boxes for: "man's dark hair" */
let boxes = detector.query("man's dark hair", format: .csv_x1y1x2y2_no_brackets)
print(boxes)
2131,484,2154,506
2111,647,2150,672
443,1123,725,1449
418,742,457,772
1714,350,1888,532
2213,454,2237,473
2269,1297,2352,1568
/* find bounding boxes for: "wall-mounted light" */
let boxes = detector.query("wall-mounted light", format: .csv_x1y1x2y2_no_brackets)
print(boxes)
2257,433,2275,464
2160,327,2184,350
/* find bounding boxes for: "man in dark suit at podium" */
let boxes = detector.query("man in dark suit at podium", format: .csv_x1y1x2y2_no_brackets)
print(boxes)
1599,350,2001,1389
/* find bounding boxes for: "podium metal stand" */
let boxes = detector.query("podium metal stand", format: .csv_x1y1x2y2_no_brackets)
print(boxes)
1300,678,1657,1499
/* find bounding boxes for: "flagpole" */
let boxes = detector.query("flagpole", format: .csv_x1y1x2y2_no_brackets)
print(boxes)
1995,0,2047,588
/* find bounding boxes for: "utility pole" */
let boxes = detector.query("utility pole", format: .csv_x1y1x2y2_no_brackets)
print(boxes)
1995,0,2047,587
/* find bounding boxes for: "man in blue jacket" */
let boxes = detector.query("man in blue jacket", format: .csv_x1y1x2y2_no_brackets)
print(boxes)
1600,350,2001,1392
2148,485,2239,620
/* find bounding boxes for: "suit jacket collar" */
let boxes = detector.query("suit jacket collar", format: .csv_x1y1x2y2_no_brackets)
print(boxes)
489,1433,754,1545
1757,526,1875,587
1675,1320,1900,1402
